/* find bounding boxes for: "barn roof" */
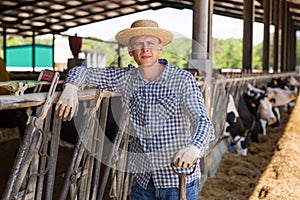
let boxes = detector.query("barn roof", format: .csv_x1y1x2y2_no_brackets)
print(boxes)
1,0,300,36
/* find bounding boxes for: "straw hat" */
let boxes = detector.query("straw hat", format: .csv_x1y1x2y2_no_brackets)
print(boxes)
115,19,174,46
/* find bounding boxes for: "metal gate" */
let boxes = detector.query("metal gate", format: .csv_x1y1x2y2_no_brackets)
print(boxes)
0,71,298,199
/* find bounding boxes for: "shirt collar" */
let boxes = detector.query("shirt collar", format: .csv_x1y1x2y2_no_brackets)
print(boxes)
128,59,172,83
158,59,172,82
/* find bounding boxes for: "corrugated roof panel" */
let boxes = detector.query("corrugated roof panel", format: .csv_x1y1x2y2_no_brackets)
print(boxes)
1,0,300,36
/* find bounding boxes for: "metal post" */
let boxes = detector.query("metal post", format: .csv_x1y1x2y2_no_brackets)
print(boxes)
243,0,254,72
263,0,271,72
32,32,35,72
3,27,7,63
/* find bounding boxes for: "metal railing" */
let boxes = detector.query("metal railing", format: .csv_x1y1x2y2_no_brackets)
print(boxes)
0,71,298,199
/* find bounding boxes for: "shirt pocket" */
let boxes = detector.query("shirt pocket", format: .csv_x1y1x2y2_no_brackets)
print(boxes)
152,94,178,121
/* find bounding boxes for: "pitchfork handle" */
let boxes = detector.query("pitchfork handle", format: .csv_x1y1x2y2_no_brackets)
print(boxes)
178,173,187,200
171,162,197,200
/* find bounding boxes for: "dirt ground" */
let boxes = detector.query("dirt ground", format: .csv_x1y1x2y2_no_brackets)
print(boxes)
199,99,300,200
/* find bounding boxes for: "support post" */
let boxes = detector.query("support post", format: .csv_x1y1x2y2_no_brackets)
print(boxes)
263,0,271,72
242,0,254,72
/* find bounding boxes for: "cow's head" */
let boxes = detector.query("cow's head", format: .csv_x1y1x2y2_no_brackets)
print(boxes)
268,78,288,89
265,87,297,107
286,76,300,87
224,95,246,137
257,97,277,125
225,94,251,156
245,84,277,125
229,129,251,156
225,111,245,138
243,84,264,115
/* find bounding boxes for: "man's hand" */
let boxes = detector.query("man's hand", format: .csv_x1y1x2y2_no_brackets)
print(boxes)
172,144,200,168
55,83,78,121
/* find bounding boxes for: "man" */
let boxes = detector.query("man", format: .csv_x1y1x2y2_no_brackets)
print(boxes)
56,19,213,200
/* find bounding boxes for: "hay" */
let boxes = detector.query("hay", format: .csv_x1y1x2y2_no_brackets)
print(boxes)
199,108,293,200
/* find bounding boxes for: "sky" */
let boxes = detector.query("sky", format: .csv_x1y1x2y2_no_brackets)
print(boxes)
61,7,267,45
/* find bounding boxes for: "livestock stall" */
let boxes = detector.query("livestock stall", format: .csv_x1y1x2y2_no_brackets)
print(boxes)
201,71,299,182
0,71,298,199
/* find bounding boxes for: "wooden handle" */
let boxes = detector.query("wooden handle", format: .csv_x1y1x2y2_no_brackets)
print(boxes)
178,174,187,200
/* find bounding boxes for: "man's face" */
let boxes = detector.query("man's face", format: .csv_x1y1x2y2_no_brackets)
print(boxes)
129,35,163,67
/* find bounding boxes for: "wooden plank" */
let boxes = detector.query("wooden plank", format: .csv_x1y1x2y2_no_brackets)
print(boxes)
0,89,121,111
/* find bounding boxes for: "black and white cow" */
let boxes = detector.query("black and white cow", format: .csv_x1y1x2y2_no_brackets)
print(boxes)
285,76,300,91
268,77,299,93
265,86,297,107
246,84,279,134
266,77,298,106
237,84,276,143
224,94,250,156
268,98,280,128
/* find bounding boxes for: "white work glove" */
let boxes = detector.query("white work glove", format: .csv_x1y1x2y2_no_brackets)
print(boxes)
55,83,78,121
172,144,201,168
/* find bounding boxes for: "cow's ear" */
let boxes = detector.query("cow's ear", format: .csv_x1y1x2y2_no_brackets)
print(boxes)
226,112,236,124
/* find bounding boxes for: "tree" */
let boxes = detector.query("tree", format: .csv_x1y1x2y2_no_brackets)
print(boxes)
213,38,243,69
8,34,300,72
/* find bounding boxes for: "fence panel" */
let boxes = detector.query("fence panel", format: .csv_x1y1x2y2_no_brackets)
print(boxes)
0,72,299,199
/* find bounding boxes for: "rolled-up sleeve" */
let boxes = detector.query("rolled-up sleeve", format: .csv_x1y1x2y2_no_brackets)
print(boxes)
181,74,214,157
64,65,134,92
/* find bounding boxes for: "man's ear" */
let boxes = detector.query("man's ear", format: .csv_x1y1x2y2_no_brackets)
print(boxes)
158,44,163,54
128,46,133,56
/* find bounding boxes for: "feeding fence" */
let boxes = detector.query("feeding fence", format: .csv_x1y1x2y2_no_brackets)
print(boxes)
0,71,298,199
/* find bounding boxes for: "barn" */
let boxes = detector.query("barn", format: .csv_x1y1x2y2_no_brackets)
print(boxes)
1,1,300,199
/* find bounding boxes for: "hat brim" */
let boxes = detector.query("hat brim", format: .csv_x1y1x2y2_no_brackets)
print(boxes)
115,27,174,46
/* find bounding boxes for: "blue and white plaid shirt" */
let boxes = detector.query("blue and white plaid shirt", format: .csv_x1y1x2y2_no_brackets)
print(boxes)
65,59,213,189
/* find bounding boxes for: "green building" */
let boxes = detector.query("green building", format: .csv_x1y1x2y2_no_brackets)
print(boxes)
6,44,53,71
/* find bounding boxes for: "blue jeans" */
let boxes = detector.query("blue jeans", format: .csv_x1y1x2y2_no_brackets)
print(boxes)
131,177,200,200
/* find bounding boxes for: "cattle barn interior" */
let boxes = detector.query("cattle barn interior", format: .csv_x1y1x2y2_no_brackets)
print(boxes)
1,1,300,200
